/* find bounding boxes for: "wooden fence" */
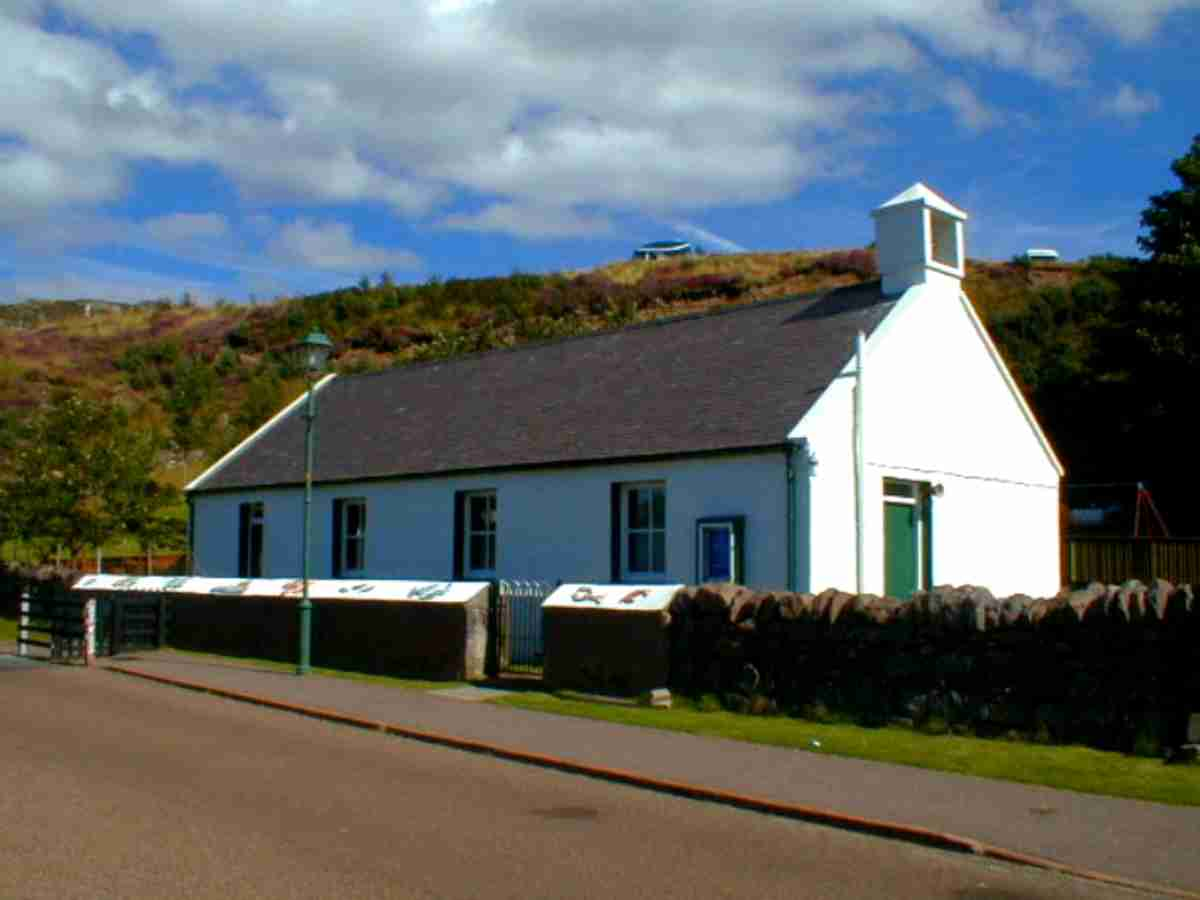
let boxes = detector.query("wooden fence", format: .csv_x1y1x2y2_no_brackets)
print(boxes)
69,552,189,576
1067,538,1200,585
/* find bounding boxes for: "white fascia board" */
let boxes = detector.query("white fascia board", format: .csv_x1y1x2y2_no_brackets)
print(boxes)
956,292,1065,477
786,283,1062,478
185,373,338,493
872,182,968,221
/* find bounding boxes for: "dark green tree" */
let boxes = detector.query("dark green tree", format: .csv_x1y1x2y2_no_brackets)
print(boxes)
0,394,178,559
234,371,284,436
165,355,219,451
1139,134,1200,266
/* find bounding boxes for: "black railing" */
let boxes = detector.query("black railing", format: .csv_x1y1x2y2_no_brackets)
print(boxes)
489,580,556,677
93,594,169,656
17,593,86,661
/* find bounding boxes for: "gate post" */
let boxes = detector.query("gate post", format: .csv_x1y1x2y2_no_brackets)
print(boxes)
157,595,168,649
112,595,124,657
83,598,96,666
17,591,30,657
485,580,501,678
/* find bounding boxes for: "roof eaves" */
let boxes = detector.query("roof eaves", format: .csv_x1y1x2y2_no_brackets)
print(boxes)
187,440,791,495
185,372,336,494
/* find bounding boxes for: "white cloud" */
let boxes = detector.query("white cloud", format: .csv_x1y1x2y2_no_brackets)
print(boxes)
9,1,1165,219
0,147,125,221
0,255,226,304
1066,0,1200,41
143,212,230,244
440,203,613,239
941,80,1002,133
662,221,747,254
0,0,1191,256
266,218,421,273
1099,84,1161,119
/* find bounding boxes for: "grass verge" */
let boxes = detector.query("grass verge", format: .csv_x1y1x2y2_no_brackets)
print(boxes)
152,647,465,692
495,692,1200,807
0,616,16,643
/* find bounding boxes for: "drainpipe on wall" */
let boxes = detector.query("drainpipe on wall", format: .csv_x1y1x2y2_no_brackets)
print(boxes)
853,331,866,594
785,438,812,593
785,444,797,593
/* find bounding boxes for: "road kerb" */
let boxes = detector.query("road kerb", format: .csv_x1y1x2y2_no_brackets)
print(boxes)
105,664,1199,900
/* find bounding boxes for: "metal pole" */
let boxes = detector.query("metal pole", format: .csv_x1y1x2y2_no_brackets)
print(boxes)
853,331,866,594
297,376,315,676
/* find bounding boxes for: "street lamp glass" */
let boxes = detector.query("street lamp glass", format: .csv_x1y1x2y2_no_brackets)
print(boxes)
301,330,333,373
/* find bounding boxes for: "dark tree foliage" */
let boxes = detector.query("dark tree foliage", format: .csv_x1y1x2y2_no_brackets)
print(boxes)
164,354,220,451
987,136,1200,532
0,393,179,558
1139,133,1200,266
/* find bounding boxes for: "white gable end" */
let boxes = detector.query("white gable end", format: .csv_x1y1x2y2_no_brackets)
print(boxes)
787,279,1062,598
865,283,1061,485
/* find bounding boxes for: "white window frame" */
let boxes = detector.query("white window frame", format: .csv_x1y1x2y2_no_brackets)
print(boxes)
697,519,739,584
340,498,367,574
462,490,497,578
621,481,667,581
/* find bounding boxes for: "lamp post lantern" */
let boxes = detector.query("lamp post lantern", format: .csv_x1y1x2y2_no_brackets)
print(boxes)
297,329,333,676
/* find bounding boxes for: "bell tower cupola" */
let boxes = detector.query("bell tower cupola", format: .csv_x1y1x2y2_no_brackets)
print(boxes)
871,182,968,296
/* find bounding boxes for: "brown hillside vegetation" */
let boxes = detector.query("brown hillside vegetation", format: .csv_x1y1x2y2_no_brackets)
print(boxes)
0,248,1108,553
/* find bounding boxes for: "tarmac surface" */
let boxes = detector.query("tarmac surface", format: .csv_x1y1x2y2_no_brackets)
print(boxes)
1,661,1150,900
6,647,1199,896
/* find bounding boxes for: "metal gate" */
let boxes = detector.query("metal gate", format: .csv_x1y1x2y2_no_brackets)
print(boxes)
17,591,87,662
96,594,168,656
489,580,556,676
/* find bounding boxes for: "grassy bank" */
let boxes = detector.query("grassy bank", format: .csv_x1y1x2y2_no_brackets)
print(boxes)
0,616,16,642
495,692,1200,807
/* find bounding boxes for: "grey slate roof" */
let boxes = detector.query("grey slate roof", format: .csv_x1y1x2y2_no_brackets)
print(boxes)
191,282,896,493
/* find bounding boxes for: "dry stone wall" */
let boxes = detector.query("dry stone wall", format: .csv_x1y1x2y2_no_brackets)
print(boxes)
666,580,1200,755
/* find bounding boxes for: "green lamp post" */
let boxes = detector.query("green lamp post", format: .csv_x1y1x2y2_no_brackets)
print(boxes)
297,329,333,676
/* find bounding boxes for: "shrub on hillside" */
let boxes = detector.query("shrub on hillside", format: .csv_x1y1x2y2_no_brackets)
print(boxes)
812,248,877,279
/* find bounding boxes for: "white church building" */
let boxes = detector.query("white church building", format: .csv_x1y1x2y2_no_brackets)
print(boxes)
187,184,1063,599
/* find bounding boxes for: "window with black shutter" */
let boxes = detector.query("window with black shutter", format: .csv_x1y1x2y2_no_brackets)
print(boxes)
238,501,264,577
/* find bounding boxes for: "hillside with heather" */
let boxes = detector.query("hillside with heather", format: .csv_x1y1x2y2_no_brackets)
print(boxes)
0,245,1193,558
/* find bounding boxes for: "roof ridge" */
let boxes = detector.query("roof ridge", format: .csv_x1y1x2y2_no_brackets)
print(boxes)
338,282,883,383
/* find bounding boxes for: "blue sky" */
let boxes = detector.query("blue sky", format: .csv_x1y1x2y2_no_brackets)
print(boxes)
0,0,1197,303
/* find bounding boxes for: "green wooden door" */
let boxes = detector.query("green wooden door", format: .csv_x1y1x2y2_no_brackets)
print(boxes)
884,501,918,599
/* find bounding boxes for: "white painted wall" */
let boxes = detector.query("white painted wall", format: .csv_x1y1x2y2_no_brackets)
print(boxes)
191,451,790,588
873,185,966,297
792,281,1062,598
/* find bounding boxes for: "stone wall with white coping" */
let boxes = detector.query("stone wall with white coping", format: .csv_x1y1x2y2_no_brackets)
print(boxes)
542,583,681,695
72,575,492,680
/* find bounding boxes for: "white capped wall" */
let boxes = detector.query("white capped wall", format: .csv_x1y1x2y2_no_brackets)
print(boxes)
792,281,1062,597
191,451,789,588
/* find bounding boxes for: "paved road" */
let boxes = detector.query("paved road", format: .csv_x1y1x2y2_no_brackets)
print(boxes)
0,664,1143,900
100,652,1200,894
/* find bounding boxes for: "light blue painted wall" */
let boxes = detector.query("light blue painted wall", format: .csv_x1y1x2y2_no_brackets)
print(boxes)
191,451,789,589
